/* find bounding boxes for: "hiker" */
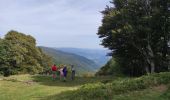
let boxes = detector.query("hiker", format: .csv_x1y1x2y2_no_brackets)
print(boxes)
63,65,67,81
51,64,57,80
71,65,75,80
59,67,64,80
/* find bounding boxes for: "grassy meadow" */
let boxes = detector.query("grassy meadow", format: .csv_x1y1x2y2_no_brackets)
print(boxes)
0,75,112,100
0,73,170,100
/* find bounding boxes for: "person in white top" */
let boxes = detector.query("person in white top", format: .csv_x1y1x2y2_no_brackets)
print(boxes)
59,67,64,80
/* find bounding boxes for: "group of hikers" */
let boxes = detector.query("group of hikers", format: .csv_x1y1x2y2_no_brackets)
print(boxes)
51,64,75,81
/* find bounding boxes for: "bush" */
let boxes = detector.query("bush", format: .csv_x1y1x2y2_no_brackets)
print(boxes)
57,72,170,100
96,58,122,77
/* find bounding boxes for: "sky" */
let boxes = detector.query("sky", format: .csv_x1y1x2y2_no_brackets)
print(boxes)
0,0,111,49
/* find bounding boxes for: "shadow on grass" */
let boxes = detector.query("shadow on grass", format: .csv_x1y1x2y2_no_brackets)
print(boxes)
31,75,113,87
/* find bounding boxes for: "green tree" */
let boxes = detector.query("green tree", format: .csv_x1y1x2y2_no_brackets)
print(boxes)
97,0,170,76
0,30,53,76
96,58,122,76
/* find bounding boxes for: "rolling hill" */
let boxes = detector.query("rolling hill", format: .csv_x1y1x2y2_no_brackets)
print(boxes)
56,48,110,67
40,47,99,74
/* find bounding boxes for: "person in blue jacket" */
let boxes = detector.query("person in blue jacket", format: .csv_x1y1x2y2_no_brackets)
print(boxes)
63,65,67,81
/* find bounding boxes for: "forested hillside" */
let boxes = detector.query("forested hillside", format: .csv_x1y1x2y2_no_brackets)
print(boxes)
56,48,110,67
0,31,52,76
40,46,99,74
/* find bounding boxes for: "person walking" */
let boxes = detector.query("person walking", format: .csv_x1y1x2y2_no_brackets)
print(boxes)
71,65,75,80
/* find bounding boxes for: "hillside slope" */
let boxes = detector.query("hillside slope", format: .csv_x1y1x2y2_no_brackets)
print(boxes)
40,47,99,74
56,48,110,67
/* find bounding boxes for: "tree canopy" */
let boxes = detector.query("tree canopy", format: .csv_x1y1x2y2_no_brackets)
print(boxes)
0,30,52,76
97,0,170,76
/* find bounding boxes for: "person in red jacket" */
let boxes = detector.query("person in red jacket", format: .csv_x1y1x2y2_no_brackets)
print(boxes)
51,64,57,80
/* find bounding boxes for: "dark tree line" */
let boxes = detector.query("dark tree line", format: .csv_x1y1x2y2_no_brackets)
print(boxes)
97,0,170,76
0,31,52,76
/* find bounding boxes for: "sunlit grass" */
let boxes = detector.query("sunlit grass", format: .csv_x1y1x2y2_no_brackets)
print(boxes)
0,73,170,100
0,74,112,100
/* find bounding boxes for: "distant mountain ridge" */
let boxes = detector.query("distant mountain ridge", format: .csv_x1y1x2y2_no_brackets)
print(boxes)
56,48,110,67
40,46,99,74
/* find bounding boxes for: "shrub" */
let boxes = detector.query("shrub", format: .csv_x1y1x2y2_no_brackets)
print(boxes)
57,72,170,100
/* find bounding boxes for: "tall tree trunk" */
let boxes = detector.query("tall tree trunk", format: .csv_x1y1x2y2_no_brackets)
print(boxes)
147,44,155,73
145,0,155,73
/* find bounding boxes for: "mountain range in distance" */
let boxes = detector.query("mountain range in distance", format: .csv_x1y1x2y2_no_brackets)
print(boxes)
40,46,110,74
56,47,110,66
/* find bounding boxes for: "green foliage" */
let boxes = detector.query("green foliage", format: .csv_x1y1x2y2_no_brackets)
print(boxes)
160,86,170,99
0,30,53,76
0,73,170,100
97,0,170,76
55,72,170,100
96,58,122,76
